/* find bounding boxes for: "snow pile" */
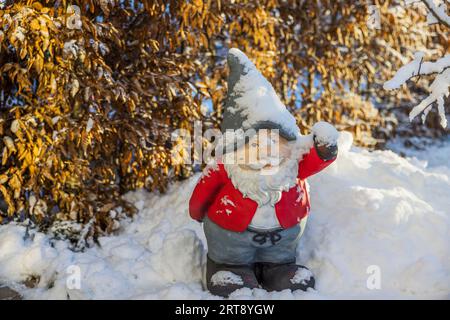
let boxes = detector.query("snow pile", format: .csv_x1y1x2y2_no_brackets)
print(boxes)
0,131,449,299
387,136,450,171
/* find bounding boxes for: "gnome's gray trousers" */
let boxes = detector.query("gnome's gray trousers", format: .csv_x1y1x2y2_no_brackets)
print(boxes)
203,216,307,265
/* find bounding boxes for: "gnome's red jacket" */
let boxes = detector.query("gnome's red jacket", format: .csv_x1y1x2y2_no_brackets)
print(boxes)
189,147,336,232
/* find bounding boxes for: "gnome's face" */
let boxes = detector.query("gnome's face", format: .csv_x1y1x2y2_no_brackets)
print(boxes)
223,129,299,207
235,130,291,172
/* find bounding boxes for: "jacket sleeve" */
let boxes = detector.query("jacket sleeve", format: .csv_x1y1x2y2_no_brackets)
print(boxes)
189,164,225,222
298,146,337,180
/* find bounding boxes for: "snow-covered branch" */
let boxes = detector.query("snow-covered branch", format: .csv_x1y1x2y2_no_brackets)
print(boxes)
421,0,450,27
409,67,449,128
384,53,450,90
384,53,449,128
384,1,449,129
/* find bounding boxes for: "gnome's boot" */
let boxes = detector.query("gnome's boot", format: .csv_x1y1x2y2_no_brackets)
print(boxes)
206,256,259,297
258,262,315,292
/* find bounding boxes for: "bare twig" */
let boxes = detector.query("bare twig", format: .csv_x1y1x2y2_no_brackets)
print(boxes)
414,56,424,83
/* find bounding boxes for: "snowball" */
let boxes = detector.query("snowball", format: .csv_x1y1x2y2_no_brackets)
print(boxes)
312,121,339,146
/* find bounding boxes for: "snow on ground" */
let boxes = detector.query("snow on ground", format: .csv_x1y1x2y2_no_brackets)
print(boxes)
386,135,450,170
0,132,449,299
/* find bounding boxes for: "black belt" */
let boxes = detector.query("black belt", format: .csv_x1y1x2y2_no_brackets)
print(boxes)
247,228,283,245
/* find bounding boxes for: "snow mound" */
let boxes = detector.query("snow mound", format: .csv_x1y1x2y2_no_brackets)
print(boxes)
0,131,449,299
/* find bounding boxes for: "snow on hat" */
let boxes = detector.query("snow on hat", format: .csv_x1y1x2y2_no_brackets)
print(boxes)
221,48,299,153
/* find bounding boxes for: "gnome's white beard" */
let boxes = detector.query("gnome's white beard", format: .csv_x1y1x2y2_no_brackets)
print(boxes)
223,155,299,207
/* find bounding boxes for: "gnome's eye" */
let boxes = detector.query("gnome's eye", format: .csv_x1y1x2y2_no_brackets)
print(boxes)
251,143,258,147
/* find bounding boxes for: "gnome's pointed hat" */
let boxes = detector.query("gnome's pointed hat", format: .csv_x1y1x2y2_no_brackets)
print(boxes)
221,48,299,152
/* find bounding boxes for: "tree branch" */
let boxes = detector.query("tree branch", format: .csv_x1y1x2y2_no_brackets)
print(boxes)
384,53,450,89
421,0,450,28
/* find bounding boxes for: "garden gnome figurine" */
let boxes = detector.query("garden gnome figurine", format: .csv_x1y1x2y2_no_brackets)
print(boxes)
189,48,339,297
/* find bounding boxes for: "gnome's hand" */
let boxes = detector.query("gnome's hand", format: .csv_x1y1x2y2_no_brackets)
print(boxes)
312,121,339,161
